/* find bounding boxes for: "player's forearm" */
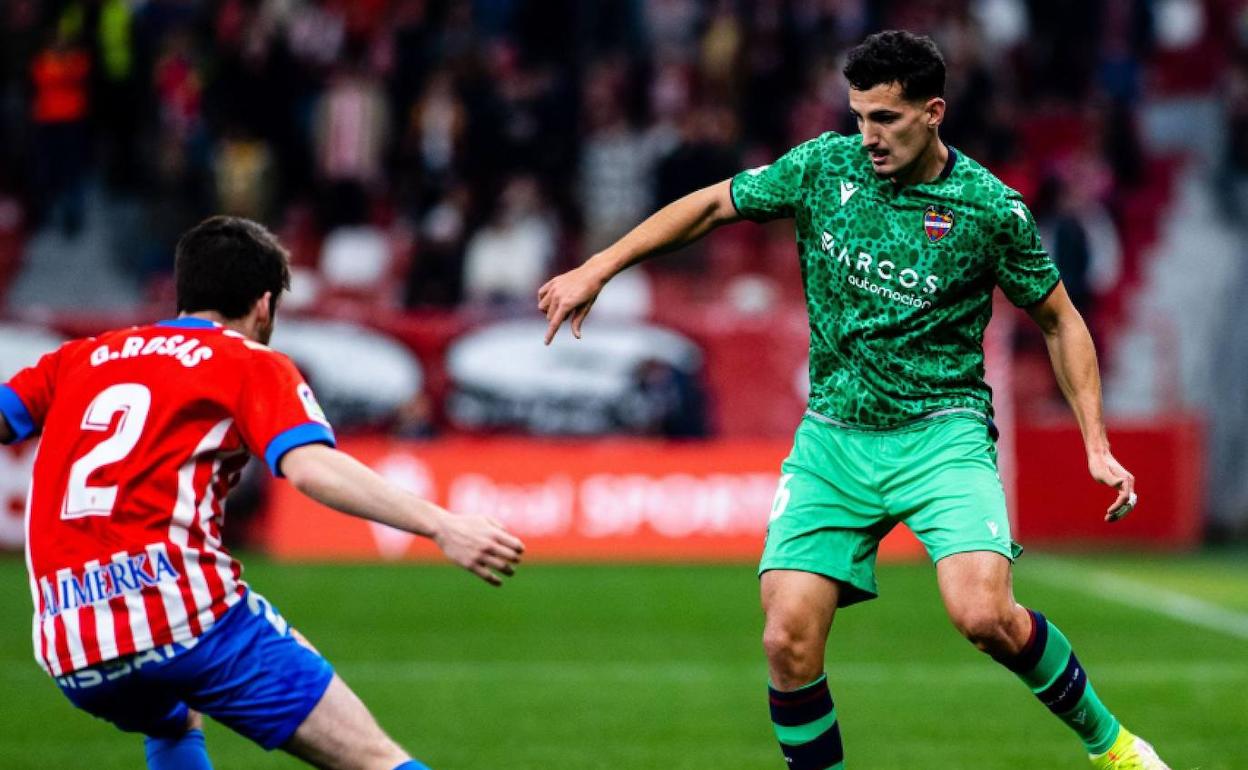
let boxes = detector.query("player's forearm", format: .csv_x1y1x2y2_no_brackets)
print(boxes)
583,180,738,283
281,444,446,538
1041,312,1110,455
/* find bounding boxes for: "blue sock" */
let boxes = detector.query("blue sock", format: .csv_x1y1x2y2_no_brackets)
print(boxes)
393,762,431,770
144,728,213,770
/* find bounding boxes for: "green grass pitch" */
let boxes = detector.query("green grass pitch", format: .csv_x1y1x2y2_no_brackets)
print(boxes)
1,553,1245,769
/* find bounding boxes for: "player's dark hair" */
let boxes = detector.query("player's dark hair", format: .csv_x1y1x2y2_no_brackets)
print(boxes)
175,216,291,319
843,30,945,101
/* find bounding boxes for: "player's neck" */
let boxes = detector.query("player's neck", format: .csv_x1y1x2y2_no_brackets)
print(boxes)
891,138,949,189
179,311,252,340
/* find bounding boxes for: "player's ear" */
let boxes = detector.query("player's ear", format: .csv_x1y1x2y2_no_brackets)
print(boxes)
925,97,946,128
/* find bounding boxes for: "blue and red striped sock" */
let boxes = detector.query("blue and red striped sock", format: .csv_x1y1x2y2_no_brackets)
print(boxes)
769,674,845,770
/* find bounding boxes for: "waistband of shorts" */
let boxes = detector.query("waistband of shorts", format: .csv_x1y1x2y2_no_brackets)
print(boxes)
802,407,989,434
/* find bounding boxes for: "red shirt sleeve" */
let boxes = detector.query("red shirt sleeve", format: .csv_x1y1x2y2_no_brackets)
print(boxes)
1,342,72,444
233,346,336,476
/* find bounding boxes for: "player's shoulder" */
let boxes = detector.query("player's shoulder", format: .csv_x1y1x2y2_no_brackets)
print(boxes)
210,330,294,368
799,130,856,160
950,150,1033,222
776,131,859,183
951,150,1015,198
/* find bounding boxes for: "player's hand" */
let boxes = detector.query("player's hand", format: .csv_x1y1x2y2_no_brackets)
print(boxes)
432,510,525,586
537,263,607,344
1088,449,1137,523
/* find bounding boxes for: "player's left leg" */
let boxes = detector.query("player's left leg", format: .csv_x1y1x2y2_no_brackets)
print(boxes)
282,673,425,770
937,552,1170,769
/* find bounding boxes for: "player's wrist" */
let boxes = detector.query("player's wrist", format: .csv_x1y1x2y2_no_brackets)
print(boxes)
582,254,617,288
1084,440,1111,460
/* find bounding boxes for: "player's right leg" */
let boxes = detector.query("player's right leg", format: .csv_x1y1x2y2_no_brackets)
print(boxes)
761,570,844,770
55,657,214,770
758,415,894,769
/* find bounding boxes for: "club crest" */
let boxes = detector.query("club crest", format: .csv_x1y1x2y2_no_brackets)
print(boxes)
923,206,954,243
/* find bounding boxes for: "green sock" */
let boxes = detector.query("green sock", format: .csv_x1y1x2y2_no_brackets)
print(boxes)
996,609,1120,754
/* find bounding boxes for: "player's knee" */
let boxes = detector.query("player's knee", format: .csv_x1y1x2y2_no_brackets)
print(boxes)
762,620,822,682
355,735,408,770
950,606,1016,653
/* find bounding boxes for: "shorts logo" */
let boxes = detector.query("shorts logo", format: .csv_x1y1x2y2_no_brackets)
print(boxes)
986,520,1000,538
923,206,954,243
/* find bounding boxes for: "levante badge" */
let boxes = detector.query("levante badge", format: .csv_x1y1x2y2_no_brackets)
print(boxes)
923,206,954,242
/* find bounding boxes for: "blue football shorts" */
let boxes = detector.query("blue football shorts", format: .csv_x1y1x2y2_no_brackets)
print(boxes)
55,590,335,750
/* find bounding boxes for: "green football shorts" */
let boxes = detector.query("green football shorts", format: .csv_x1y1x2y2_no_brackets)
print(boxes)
759,411,1023,606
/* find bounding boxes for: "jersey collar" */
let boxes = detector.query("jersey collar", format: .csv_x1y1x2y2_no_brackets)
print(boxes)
937,146,958,181
156,317,221,329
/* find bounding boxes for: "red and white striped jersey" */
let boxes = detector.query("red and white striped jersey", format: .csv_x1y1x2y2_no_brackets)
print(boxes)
0,318,335,676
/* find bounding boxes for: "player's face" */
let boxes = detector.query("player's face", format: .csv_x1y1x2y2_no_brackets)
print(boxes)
848,82,943,179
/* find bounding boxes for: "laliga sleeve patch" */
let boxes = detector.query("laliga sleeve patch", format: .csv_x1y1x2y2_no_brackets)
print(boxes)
297,384,330,427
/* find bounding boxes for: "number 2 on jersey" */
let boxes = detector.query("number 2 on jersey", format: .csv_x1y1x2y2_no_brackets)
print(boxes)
63,383,152,519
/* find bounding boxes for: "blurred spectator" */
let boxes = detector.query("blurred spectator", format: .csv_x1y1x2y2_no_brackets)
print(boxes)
30,27,92,234
406,184,472,307
578,60,672,252
313,61,391,191
1035,167,1122,337
213,127,276,221
655,105,739,206
628,357,710,438
405,69,465,184
463,175,557,304
152,27,204,188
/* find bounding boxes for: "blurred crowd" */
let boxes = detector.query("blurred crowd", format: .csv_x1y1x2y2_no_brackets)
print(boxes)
1,0,1232,323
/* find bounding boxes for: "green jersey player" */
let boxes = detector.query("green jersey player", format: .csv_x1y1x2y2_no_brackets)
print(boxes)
540,31,1167,770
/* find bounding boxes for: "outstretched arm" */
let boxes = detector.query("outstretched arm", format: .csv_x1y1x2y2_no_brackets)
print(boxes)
280,443,525,585
538,179,740,344
1026,282,1136,520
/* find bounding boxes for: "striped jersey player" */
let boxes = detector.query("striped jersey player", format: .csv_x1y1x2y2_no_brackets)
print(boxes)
0,216,524,770
13,317,323,675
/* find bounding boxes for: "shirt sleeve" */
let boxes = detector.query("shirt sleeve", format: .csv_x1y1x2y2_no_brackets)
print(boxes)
993,197,1062,308
235,348,336,477
1,343,70,444
729,135,824,222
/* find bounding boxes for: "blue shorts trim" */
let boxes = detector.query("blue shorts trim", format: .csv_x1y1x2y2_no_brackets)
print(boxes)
0,384,36,443
264,422,336,476
57,590,334,750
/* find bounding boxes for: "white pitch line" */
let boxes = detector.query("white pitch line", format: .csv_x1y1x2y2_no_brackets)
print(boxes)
1027,558,1248,641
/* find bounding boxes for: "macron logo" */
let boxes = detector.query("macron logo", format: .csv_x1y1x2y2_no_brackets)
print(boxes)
987,521,1000,538
1009,201,1028,221
840,180,859,205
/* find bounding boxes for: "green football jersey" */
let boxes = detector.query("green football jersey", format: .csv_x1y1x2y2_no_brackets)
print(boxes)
731,131,1060,428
